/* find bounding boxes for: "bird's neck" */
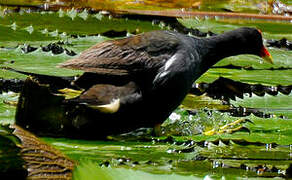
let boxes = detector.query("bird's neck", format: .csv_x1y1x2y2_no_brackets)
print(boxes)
195,32,247,72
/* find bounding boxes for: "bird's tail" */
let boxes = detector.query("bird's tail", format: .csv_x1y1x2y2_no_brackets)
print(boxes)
1,66,78,91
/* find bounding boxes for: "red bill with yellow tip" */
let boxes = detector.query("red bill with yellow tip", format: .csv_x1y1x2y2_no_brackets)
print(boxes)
257,29,273,64
260,46,273,64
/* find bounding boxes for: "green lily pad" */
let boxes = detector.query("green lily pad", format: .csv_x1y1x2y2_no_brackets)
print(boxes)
0,11,161,46
230,92,292,119
198,68,292,86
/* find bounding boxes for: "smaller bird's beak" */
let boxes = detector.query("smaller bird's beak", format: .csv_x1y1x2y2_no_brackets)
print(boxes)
260,46,273,64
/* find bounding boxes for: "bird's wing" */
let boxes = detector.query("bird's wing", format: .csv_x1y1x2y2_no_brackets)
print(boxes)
58,31,180,76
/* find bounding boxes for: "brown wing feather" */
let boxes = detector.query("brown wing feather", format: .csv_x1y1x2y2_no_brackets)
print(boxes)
58,31,179,76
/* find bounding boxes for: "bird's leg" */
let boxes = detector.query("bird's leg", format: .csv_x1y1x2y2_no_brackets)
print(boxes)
203,119,253,136
153,123,162,136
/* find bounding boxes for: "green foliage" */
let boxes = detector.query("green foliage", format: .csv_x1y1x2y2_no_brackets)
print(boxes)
0,11,160,46
73,162,202,180
0,92,18,124
198,68,292,85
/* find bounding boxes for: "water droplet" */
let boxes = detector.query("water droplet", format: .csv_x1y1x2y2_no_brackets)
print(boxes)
203,175,212,180
266,143,272,150
213,161,220,168
126,32,132,37
259,59,263,64
60,32,67,39
168,112,181,123
159,21,166,29
204,141,208,147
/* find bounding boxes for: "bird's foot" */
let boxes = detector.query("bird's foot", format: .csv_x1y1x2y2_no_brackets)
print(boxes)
56,88,83,99
203,118,253,136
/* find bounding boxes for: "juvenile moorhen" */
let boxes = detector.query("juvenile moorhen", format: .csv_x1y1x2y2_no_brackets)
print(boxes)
53,27,273,138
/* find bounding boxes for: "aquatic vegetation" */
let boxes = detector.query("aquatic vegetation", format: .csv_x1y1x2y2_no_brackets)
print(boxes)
0,4,291,179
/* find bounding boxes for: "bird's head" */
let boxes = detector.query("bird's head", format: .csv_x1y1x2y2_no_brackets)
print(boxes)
233,27,273,64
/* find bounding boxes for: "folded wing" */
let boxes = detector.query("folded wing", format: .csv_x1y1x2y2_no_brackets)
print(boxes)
58,31,180,77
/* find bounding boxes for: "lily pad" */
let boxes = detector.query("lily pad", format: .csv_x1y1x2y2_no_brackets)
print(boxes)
230,92,292,119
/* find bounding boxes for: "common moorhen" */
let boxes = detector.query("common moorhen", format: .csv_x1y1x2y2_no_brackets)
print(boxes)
14,27,273,139
54,27,273,137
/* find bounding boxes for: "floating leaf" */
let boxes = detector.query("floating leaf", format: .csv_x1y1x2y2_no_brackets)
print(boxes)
230,92,292,119
74,162,205,180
